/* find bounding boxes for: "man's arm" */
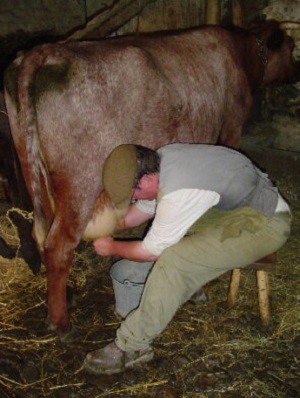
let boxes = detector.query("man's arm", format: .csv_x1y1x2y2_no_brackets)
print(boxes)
142,189,220,256
94,202,157,262
93,237,158,262
118,202,154,229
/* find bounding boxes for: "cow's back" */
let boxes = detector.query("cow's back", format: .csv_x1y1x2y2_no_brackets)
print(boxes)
24,27,247,167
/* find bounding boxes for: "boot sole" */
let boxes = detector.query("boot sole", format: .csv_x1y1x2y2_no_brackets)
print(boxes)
84,350,154,375
125,350,154,369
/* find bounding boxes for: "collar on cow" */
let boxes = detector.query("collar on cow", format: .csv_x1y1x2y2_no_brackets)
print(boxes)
255,34,268,69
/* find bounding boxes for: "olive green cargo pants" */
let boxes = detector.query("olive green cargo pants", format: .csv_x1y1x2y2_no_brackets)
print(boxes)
116,207,291,352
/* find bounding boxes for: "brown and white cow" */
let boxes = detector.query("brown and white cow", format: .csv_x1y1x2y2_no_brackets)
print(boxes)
4,21,296,339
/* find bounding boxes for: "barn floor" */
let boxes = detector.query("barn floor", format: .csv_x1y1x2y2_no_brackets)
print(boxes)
0,129,299,398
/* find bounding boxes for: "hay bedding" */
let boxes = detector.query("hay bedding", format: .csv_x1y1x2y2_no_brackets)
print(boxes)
0,149,299,398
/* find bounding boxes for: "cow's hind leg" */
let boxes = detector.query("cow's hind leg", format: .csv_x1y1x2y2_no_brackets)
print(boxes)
43,207,83,340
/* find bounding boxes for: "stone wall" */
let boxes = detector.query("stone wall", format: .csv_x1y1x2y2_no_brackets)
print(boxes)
262,0,300,60
246,0,300,152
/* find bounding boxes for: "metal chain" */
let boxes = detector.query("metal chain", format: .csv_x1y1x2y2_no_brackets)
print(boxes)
255,35,268,68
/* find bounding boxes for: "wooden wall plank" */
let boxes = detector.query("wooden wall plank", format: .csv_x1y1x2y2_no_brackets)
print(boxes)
117,0,206,35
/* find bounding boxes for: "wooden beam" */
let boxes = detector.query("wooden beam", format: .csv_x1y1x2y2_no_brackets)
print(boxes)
232,0,244,27
205,0,220,25
66,0,156,41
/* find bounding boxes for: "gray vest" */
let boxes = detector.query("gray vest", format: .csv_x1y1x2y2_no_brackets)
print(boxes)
157,144,279,217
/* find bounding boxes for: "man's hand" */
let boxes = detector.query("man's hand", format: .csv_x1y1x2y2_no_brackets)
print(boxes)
93,236,158,262
93,237,114,256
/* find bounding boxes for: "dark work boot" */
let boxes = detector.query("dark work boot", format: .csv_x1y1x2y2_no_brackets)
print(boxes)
84,341,154,375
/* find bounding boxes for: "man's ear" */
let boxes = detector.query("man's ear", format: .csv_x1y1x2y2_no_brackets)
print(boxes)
137,174,158,194
143,174,152,184
142,174,157,188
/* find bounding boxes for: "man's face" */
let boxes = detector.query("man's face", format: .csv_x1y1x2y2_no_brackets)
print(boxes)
132,173,159,201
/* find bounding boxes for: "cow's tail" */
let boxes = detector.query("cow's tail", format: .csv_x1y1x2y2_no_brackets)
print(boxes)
16,45,57,251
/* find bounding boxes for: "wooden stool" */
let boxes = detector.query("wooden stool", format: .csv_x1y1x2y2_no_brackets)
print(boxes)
227,253,277,326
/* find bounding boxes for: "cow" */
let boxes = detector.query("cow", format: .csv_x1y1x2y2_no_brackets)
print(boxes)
4,21,296,340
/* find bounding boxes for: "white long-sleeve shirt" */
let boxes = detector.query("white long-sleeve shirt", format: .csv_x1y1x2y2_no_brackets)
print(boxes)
137,189,220,256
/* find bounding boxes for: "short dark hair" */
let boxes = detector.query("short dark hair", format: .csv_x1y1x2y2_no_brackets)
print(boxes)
134,145,160,188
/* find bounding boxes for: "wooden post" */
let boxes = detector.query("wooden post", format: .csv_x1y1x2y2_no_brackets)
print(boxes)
227,269,241,307
205,0,220,25
257,270,271,326
232,0,244,27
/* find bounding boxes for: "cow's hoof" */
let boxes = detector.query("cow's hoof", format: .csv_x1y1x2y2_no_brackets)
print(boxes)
47,320,79,343
59,324,79,343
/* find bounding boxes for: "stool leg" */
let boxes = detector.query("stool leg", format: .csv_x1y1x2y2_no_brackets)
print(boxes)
257,270,270,326
227,269,241,307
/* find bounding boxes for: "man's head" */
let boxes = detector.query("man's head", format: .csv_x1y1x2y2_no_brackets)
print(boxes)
103,144,160,208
